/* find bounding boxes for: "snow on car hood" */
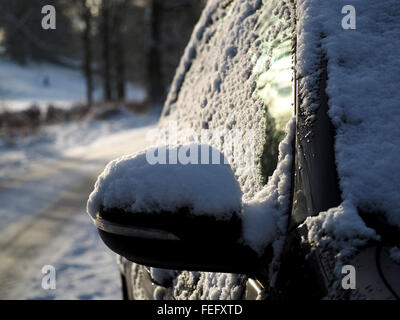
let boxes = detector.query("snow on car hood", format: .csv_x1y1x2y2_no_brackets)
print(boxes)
297,0,400,253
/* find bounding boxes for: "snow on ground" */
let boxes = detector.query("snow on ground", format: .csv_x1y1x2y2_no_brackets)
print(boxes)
0,108,155,182
0,58,146,112
0,46,156,300
297,0,400,255
0,112,156,231
0,108,156,299
7,213,121,300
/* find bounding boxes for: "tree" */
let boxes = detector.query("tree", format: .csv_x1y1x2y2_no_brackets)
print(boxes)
100,0,112,101
148,0,164,108
79,0,94,106
112,0,129,101
0,0,79,65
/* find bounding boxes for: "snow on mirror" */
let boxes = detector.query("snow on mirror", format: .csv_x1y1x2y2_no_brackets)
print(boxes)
87,144,242,220
86,143,281,276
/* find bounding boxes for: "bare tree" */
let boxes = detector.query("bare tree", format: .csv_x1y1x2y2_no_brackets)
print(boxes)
0,0,78,65
112,0,129,101
100,0,112,101
148,0,164,108
80,0,94,106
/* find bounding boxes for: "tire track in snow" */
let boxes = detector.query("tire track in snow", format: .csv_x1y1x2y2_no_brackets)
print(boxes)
0,126,153,299
0,174,96,298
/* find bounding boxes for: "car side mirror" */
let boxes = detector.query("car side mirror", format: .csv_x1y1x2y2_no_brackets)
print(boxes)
94,207,271,276
87,144,272,278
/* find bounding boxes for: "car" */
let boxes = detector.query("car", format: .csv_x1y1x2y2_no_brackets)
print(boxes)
87,0,400,300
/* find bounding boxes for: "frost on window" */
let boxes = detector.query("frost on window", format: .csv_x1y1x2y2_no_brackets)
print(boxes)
253,0,294,183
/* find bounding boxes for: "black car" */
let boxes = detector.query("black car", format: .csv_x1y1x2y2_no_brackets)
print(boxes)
88,0,400,300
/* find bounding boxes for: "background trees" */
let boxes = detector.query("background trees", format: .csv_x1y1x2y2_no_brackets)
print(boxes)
0,0,206,109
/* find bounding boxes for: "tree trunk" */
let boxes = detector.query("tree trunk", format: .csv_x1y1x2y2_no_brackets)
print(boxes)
148,0,164,108
101,0,112,101
82,1,93,106
112,0,127,101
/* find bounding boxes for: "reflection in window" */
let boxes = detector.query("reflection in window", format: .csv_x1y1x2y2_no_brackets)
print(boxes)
253,2,293,184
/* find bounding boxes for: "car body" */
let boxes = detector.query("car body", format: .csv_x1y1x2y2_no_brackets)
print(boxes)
90,0,400,300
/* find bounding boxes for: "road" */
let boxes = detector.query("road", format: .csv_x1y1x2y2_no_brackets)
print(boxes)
0,126,153,299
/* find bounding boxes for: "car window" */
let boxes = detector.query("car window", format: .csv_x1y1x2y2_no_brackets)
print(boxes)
161,0,294,197
254,0,294,183
148,0,296,300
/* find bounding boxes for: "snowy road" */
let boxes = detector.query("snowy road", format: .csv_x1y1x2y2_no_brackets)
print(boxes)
0,125,154,299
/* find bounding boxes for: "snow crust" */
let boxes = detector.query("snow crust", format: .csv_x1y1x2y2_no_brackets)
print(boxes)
298,0,400,254
87,144,242,219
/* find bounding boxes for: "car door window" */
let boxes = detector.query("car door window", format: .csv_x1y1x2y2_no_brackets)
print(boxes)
253,0,294,183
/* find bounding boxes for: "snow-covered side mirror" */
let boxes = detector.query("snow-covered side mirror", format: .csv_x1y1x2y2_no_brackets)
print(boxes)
87,144,271,276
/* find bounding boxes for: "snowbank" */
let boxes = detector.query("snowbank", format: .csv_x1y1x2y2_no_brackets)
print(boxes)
87,144,242,219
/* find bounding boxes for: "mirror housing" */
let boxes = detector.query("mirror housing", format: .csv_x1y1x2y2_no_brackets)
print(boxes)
88,144,272,278
93,206,271,277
